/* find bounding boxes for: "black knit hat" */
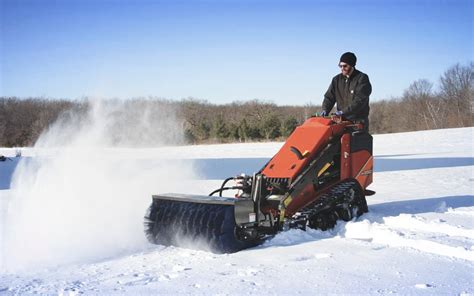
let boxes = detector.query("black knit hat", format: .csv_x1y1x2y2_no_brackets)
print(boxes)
340,52,357,67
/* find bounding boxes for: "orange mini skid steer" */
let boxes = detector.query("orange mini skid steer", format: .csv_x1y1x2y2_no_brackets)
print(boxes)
145,116,374,252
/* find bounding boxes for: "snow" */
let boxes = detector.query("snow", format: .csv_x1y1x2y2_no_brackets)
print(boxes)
0,125,473,295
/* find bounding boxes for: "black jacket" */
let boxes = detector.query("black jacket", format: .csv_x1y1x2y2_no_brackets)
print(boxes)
322,69,372,120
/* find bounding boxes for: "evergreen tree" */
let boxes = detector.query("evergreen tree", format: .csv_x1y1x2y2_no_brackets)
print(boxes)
194,121,211,141
238,118,250,141
281,116,299,137
261,114,281,140
210,115,229,140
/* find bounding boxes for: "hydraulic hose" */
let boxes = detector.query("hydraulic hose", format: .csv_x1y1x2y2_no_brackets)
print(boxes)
209,186,244,197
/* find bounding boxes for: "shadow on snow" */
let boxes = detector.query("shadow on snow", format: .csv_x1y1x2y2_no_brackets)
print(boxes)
191,156,473,179
369,194,474,217
0,156,472,189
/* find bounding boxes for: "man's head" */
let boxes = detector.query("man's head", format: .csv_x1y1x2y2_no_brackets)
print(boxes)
339,52,357,76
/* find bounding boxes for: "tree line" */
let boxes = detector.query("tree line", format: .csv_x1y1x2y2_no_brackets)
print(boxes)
370,63,473,133
0,62,472,147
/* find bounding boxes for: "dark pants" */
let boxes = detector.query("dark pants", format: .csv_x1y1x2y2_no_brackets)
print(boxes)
350,117,370,133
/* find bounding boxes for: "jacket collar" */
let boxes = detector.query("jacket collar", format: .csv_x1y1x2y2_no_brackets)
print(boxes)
341,68,359,80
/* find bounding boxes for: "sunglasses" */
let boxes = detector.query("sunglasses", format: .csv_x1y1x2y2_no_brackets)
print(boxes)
339,64,350,69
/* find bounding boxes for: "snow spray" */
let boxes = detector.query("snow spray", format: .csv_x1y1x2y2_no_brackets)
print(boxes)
1,99,198,271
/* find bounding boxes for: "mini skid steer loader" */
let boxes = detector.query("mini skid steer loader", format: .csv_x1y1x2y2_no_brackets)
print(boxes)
144,115,374,252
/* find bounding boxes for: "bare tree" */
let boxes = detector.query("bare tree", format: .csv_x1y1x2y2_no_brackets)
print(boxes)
439,63,473,127
402,79,439,130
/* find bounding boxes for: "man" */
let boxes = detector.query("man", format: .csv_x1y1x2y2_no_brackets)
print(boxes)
320,52,372,131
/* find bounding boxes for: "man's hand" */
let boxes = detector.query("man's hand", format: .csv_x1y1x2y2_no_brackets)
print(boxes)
312,110,327,117
331,110,344,123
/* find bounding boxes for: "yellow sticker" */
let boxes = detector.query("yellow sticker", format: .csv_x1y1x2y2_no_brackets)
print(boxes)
317,163,331,177
283,196,293,207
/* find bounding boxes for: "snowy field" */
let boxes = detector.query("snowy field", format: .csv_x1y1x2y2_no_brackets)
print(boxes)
0,126,473,295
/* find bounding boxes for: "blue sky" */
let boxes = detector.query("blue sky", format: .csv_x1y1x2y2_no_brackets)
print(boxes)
1,0,472,105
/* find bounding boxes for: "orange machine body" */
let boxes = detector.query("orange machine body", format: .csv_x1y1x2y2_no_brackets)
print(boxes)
262,117,345,182
262,117,373,191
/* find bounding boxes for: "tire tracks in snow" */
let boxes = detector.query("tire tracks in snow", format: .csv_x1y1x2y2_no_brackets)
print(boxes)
339,209,474,261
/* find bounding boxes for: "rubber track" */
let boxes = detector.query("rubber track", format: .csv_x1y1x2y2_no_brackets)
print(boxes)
303,179,368,230
144,199,255,253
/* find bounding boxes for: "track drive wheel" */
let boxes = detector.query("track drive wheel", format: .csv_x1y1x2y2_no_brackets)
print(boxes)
335,180,368,221
308,210,339,231
307,179,368,231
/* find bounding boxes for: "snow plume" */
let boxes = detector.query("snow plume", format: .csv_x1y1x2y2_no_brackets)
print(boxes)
1,99,197,271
